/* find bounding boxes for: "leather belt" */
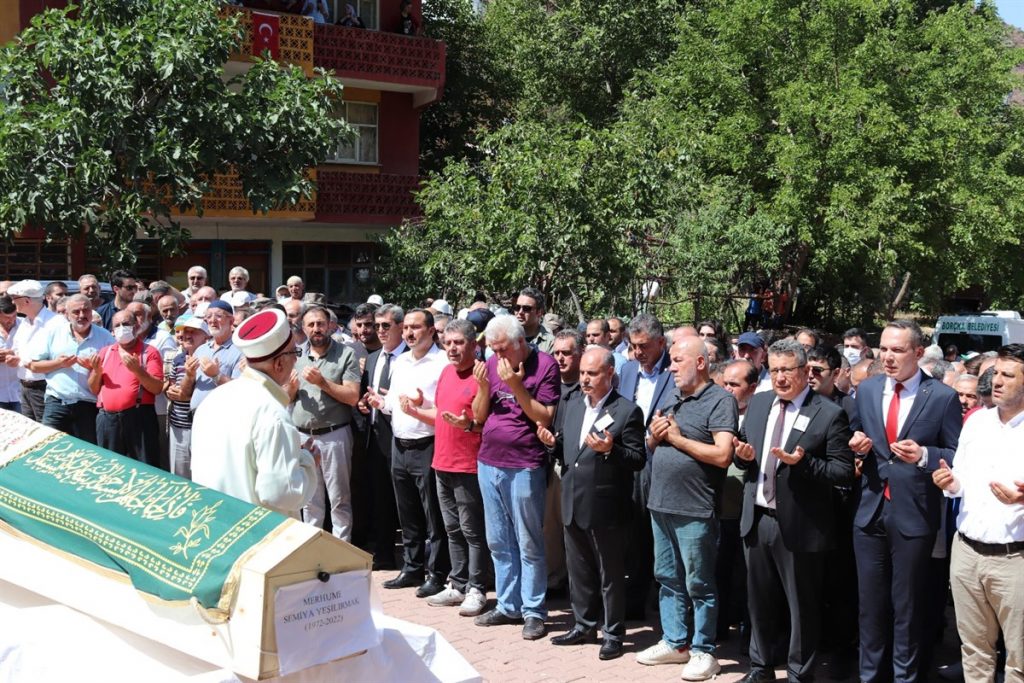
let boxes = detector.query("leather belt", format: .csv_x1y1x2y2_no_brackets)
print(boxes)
959,532,1024,556
297,422,349,436
20,380,46,389
395,435,434,449
755,505,777,518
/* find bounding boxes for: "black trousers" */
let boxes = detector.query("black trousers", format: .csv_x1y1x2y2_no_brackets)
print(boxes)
854,503,936,683
564,520,628,641
20,384,46,422
436,470,490,593
716,517,748,631
96,405,159,467
391,436,449,580
42,397,98,444
366,425,400,567
745,511,824,682
624,466,654,617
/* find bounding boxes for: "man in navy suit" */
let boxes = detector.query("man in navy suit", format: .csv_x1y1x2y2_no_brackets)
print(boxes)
539,346,646,660
849,320,961,682
733,339,855,683
616,313,674,619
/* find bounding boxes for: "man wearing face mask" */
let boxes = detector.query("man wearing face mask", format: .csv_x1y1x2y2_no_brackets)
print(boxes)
86,310,164,465
842,328,872,366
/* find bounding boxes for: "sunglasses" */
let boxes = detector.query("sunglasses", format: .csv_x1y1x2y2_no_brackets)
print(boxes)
513,304,534,313
808,366,830,376
374,322,392,331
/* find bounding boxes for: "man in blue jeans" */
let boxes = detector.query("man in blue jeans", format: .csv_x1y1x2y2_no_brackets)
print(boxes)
470,314,560,641
638,336,737,681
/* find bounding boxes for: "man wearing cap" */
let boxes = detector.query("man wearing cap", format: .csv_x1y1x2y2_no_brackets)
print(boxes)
190,300,244,413
736,332,772,393
96,270,139,331
0,296,22,412
164,315,210,479
289,305,361,540
366,308,450,597
192,308,319,516
5,280,56,421
286,276,305,301
27,294,114,443
86,309,163,465
221,266,257,306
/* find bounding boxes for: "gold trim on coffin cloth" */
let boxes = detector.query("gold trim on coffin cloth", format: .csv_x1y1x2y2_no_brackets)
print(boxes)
0,502,296,623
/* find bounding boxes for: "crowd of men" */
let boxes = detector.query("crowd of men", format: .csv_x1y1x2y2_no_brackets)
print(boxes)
0,272,1021,683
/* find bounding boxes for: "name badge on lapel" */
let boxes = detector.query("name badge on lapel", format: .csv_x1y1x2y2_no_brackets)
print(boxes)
793,415,810,432
594,412,614,433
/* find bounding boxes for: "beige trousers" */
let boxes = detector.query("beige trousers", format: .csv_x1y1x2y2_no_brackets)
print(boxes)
950,533,1024,683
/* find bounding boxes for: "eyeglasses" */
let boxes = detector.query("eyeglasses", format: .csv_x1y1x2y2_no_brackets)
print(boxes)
188,276,204,281
374,322,392,331
768,365,805,376
278,348,301,358
513,305,534,313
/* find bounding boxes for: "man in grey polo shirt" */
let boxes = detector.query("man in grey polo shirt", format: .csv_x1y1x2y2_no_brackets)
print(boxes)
290,305,361,541
636,336,737,681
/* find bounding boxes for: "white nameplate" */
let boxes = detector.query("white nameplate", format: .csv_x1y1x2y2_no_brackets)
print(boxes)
793,415,810,432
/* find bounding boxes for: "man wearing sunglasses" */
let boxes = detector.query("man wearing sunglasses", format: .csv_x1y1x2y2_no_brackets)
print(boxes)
96,269,139,331
513,287,555,355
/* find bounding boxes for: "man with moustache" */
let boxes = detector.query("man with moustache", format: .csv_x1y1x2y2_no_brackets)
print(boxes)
87,309,163,465
607,316,627,356
77,274,104,311
617,313,673,620
539,346,646,660
849,320,961,683
733,340,855,683
418,319,490,616
190,300,243,416
513,287,555,354
637,336,737,681
359,303,406,569
348,301,381,552
183,266,208,303
27,294,114,443
291,305,361,541
366,308,450,597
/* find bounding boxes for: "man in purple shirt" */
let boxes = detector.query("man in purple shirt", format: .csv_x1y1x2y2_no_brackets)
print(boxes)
471,314,560,641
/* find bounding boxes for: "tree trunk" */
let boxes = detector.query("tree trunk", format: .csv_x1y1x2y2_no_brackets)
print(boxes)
887,272,911,320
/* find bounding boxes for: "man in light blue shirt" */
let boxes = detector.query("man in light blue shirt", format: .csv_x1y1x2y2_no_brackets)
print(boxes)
27,294,114,444
190,300,244,412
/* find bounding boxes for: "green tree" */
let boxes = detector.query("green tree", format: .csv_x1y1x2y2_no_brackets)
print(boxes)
0,0,348,270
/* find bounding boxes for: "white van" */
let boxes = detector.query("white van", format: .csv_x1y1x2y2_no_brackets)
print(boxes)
934,311,1024,354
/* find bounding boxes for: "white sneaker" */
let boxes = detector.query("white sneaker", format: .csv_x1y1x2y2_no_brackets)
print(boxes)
636,640,691,665
458,587,487,616
425,582,465,607
681,652,720,681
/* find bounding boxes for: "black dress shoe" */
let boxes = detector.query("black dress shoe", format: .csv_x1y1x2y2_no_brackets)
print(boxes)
739,671,777,683
521,616,547,640
474,608,523,627
382,572,423,589
415,577,445,598
598,639,623,660
550,627,595,646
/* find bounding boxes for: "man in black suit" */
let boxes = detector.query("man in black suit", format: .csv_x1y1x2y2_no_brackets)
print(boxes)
849,320,961,683
357,304,407,572
538,346,646,661
733,339,855,683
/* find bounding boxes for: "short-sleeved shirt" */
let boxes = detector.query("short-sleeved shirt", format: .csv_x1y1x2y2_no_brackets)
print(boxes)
31,323,115,403
190,339,244,411
477,349,560,470
433,364,481,474
0,319,22,403
95,339,163,412
291,339,360,431
648,382,738,518
167,351,194,429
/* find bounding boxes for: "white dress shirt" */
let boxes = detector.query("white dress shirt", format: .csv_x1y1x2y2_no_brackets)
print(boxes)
0,319,21,403
579,388,613,449
756,386,810,508
370,341,406,422
634,364,661,423
13,307,55,381
882,372,929,468
382,345,447,440
945,406,1024,544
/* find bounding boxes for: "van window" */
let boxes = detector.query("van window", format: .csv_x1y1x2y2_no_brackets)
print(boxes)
936,332,1002,355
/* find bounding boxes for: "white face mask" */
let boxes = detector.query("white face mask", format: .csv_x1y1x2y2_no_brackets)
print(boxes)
843,347,861,365
114,325,135,344
277,296,291,305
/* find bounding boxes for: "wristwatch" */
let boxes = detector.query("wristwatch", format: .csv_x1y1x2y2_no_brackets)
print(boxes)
464,419,477,433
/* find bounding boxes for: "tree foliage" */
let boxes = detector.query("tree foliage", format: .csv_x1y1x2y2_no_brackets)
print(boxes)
0,0,348,270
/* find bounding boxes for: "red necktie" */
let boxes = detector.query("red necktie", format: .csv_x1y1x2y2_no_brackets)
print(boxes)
883,382,904,501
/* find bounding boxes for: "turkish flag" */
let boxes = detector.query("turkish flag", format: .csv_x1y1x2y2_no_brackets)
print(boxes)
252,13,280,60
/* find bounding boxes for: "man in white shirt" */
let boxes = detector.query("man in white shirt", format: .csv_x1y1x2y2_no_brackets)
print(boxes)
0,296,22,412
932,343,1024,683
192,308,319,518
366,308,449,597
5,280,55,421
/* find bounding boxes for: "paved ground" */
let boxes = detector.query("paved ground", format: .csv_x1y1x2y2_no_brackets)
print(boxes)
373,570,964,683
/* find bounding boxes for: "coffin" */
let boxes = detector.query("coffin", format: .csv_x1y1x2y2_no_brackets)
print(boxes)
0,409,372,679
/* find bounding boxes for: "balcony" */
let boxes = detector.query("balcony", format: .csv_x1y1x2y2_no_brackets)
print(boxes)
315,170,420,224
225,6,314,76
314,24,445,107
167,171,317,220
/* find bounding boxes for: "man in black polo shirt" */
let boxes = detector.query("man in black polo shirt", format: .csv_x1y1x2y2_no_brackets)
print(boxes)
636,336,737,681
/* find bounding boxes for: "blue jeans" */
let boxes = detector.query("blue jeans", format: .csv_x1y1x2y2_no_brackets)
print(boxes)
478,461,547,620
651,510,719,653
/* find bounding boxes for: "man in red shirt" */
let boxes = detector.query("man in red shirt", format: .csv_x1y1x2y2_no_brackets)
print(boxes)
416,318,489,616
87,309,164,466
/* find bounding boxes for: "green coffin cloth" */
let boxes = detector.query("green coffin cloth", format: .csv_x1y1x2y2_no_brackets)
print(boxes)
0,433,289,611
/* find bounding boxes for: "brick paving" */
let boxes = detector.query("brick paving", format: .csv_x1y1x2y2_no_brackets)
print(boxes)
373,570,964,683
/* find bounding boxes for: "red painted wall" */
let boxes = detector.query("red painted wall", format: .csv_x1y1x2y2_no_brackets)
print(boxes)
379,0,422,35
378,91,420,176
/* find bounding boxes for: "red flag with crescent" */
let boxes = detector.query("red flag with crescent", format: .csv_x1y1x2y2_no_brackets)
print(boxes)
252,13,280,60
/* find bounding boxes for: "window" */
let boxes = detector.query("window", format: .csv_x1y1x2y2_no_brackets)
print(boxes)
283,242,376,302
327,0,378,29
327,102,378,165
